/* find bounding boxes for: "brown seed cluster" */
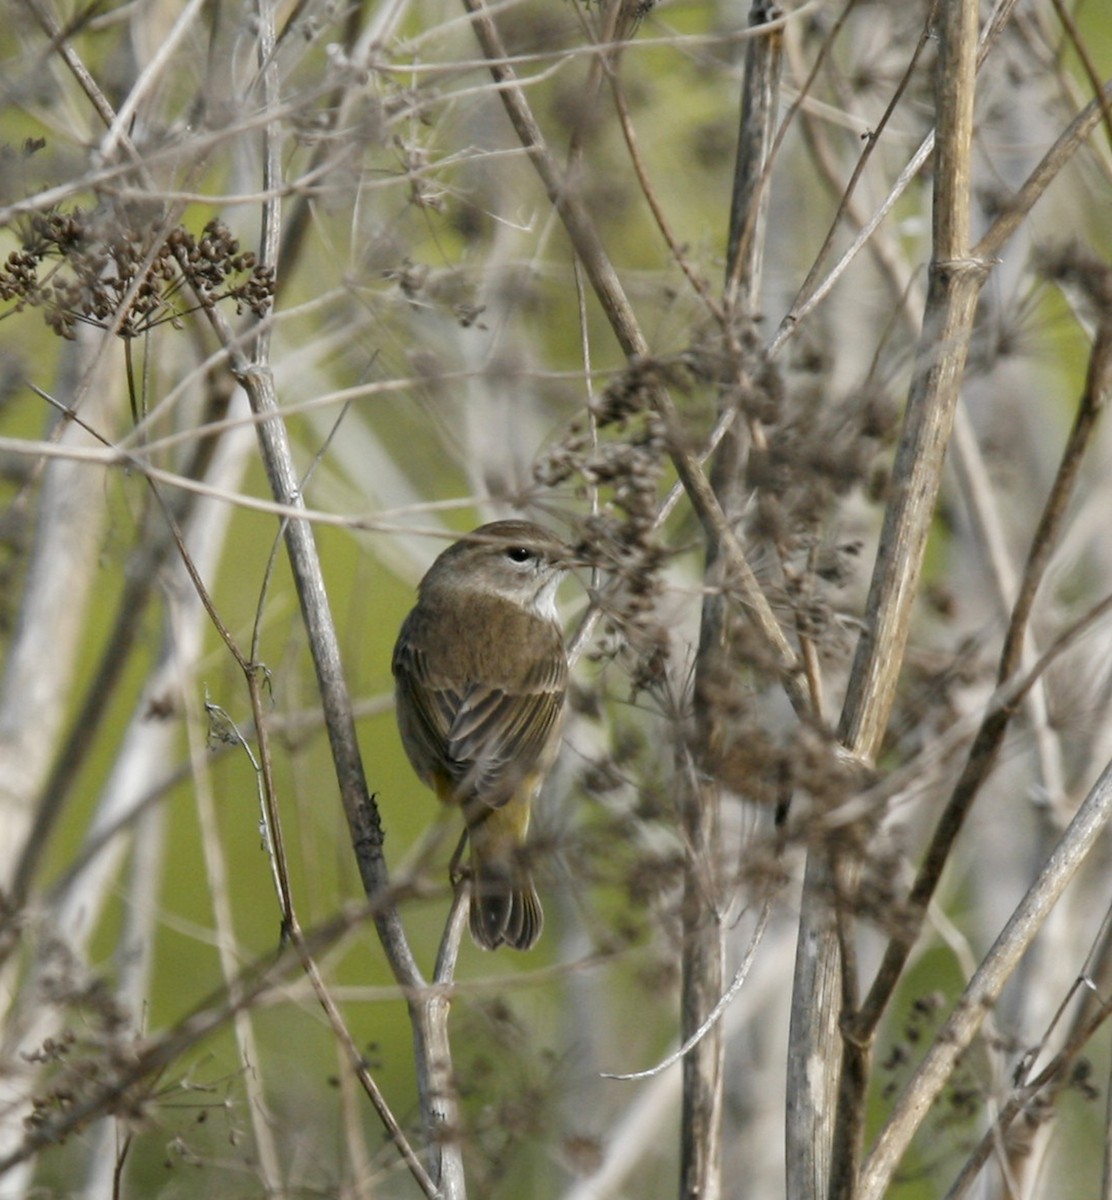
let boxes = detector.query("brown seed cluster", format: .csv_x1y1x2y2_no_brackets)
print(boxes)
0,209,274,339
537,359,674,694
24,938,145,1141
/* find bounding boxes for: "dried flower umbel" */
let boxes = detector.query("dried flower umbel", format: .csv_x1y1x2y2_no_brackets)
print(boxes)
0,209,274,340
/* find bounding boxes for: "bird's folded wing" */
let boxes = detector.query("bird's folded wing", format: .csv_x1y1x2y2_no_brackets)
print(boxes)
394,633,565,807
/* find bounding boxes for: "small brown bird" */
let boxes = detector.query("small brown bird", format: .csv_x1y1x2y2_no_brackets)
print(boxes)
392,521,569,950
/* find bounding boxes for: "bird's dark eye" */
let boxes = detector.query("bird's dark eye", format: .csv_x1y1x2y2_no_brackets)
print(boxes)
506,546,533,563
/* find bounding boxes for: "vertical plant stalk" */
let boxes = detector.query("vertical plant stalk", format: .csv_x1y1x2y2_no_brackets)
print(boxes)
837,0,982,759
210,4,462,1194
241,0,421,989
825,17,1112,1198
453,7,808,1199
676,750,725,1200
11,4,451,1184
724,1,783,315
678,7,784,1199
777,18,1112,1195
852,318,1112,1041
789,2,985,1197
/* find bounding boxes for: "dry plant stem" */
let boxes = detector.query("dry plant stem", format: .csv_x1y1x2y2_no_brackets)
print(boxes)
606,897,774,1083
457,6,801,1195
6,0,232,908
244,659,299,937
856,756,1112,1200
1049,0,1112,154
988,327,1112,653
604,68,720,320
459,0,643,356
818,3,983,1197
571,0,722,315
820,89,1112,1188
187,688,285,1195
55,430,271,1190
458,0,809,721
566,405,738,668
745,0,865,362
0,907,368,1179
256,136,462,1200
972,73,1112,264
239,0,395,939
838,5,981,758
785,848,842,1200
677,8,783,1197
725,1,782,314
293,936,442,1200
827,19,1112,1196
786,2,1059,809
62,553,428,1196
791,4,1094,801
949,408,1065,811
564,0,645,169
783,212,912,1200
811,582,1112,852
275,0,370,287
767,127,936,359
671,742,723,1198
851,319,1112,1041
768,0,1023,358
184,7,459,1190
676,760,725,1200
245,0,300,943
779,2,937,332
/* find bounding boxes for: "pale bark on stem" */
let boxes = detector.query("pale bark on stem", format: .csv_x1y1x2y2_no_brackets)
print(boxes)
768,0,1024,360
818,18,1112,1199
676,759,725,1200
212,340,456,1192
677,7,784,1199
195,5,461,1191
789,3,986,1198
724,1,782,314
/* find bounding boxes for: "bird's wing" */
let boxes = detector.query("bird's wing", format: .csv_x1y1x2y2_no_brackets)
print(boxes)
393,615,566,809
445,655,566,806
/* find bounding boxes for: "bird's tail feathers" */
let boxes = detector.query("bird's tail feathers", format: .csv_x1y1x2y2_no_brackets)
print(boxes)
468,852,543,951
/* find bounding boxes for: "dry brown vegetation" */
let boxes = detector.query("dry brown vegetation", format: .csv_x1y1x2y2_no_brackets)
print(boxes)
0,1,1111,1197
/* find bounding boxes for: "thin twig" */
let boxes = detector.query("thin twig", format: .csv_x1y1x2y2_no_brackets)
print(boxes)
849,272,1112,1047
1047,0,1112,157
974,73,1112,263
768,0,1025,359
772,2,937,341
857,757,1112,1200
458,0,809,719
602,896,772,1081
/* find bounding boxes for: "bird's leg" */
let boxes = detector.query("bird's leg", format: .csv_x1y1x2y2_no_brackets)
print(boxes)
448,827,470,887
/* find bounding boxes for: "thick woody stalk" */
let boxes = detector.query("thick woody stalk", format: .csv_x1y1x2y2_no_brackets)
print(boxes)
825,2,984,1196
